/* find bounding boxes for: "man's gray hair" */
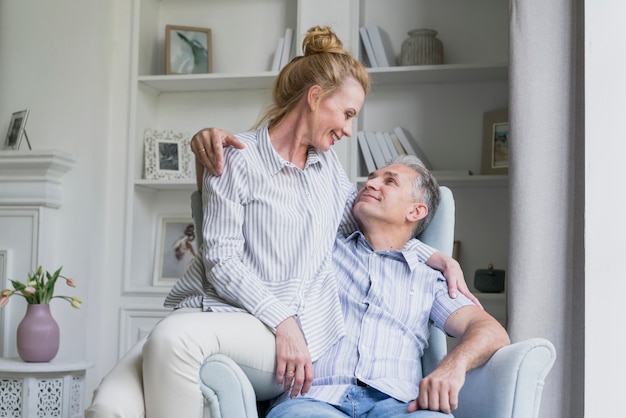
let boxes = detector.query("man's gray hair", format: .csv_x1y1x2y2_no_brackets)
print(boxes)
388,155,441,236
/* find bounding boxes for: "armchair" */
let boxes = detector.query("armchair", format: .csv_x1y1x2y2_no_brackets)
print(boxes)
193,187,556,418
88,188,555,418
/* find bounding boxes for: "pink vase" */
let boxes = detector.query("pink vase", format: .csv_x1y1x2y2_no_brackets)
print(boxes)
17,304,60,362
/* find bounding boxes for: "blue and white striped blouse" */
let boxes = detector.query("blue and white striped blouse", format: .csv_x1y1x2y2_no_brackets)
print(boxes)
164,125,437,360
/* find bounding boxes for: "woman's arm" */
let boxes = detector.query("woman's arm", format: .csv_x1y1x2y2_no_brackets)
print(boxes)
191,127,245,179
426,253,482,308
201,149,294,329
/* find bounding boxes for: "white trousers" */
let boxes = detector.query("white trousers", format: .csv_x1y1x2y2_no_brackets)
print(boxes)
85,309,281,418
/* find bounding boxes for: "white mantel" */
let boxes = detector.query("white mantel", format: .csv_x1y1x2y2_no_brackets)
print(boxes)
0,150,76,209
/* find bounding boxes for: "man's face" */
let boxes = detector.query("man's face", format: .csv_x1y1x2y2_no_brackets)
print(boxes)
353,164,422,227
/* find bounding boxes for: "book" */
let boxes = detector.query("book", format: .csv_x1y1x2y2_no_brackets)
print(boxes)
366,25,396,67
357,131,376,173
393,127,432,169
279,28,294,69
364,130,387,168
389,132,408,155
270,37,284,71
359,27,378,67
375,131,393,162
382,132,399,158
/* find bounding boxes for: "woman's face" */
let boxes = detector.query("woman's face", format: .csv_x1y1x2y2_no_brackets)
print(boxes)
309,77,365,151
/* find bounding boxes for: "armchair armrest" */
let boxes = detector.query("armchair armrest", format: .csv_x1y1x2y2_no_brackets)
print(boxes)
455,338,556,418
199,354,259,418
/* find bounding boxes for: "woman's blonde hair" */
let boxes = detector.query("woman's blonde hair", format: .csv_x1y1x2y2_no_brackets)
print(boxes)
255,26,370,129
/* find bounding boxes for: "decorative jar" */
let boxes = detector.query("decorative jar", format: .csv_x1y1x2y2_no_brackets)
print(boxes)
400,29,444,66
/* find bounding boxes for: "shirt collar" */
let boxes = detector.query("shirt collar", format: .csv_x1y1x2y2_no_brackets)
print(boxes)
258,124,322,176
346,230,422,272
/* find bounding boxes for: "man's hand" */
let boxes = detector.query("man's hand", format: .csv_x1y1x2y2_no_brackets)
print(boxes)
426,252,483,308
408,305,509,414
407,361,466,414
274,317,314,398
190,128,244,176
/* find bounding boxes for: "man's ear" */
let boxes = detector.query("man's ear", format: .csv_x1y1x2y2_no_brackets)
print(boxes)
407,202,428,223
307,85,322,110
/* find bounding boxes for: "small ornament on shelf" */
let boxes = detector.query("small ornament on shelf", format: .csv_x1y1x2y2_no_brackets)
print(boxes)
474,263,505,293
400,29,444,66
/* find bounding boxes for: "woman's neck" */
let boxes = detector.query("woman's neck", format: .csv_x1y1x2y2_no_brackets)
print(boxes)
268,106,311,169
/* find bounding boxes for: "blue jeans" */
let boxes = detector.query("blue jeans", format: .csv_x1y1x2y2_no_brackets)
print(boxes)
266,385,453,418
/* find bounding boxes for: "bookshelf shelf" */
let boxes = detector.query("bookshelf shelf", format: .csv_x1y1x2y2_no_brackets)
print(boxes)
138,72,278,93
368,63,508,85
134,179,197,190
137,63,507,95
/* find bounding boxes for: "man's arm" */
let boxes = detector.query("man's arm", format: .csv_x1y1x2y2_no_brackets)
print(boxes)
408,306,509,414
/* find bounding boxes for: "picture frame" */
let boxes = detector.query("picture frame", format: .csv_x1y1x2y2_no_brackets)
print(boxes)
165,25,212,75
153,214,198,286
143,130,194,180
480,110,509,175
3,109,29,150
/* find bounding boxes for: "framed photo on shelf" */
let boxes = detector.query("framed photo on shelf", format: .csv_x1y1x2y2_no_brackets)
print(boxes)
153,214,198,286
481,110,509,175
165,25,212,75
143,130,194,180
3,109,29,150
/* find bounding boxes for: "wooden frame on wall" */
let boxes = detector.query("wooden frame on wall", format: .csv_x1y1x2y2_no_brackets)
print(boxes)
481,110,509,175
165,25,212,75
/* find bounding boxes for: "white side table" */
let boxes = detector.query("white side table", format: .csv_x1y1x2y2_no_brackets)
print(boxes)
0,358,93,418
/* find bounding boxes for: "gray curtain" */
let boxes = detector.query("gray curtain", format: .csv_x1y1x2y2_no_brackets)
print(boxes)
508,1,584,417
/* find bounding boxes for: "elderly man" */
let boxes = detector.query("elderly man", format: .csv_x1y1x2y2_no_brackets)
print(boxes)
266,155,509,417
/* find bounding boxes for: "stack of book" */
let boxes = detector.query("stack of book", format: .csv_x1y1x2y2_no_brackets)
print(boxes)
357,127,473,177
359,25,396,68
271,28,295,71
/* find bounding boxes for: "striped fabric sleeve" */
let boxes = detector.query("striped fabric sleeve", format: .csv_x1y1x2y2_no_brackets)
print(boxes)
201,148,294,330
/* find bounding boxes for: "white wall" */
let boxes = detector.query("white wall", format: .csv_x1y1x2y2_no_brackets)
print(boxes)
585,1,626,416
0,0,125,398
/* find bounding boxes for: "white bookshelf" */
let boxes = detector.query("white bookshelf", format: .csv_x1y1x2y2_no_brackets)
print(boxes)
123,0,509,322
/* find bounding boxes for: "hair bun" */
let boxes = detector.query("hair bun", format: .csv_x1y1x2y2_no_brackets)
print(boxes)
302,26,347,56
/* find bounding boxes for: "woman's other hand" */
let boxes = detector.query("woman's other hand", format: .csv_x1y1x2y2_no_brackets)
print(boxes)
275,317,314,398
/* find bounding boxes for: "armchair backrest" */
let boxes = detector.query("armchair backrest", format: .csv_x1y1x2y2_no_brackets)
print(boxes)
189,186,455,376
416,186,455,375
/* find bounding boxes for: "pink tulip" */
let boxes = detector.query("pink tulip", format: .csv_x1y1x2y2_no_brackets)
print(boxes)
0,295,8,307
65,278,76,288
23,286,36,295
